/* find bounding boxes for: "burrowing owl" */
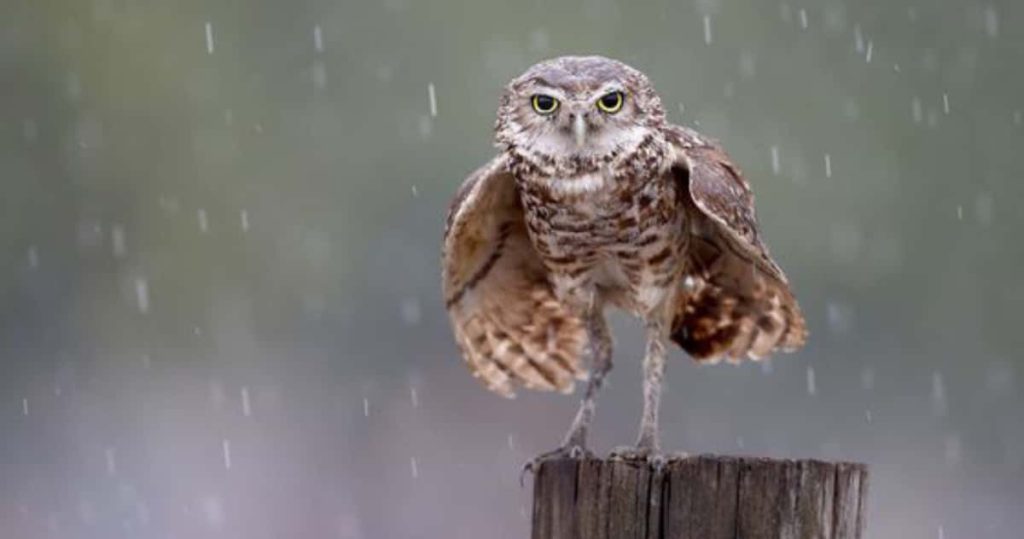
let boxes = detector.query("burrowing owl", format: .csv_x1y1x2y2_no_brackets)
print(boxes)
442,56,806,459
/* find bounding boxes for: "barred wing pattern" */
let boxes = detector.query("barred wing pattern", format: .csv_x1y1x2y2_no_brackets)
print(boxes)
442,156,587,397
666,126,807,362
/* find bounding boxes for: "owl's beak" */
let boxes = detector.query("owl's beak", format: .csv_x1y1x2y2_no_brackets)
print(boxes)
572,113,587,147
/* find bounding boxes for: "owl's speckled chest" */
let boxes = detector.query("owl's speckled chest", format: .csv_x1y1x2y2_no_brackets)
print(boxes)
516,168,688,315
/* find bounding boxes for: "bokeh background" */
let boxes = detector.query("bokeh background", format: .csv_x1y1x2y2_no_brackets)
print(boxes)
2,0,1023,537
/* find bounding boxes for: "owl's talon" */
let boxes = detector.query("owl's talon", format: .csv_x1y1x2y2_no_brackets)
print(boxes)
609,445,664,468
649,453,667,473
519,444,592,486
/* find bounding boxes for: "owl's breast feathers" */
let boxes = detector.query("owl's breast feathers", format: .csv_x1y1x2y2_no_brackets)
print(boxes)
508,131,687,316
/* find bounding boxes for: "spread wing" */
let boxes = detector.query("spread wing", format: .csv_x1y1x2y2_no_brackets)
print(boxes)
665,125,807,363
442,155,587,397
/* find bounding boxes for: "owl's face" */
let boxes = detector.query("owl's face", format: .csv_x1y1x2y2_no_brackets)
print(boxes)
496,56,666,164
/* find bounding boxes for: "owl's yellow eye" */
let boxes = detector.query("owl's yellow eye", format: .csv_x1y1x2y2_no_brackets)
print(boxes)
596,91,624,113
531,94,559,115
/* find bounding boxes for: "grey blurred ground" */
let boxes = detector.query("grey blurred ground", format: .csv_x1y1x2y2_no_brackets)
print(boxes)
1,1,1022,537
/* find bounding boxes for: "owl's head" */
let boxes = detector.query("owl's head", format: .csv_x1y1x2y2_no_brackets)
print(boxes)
495,56,666,166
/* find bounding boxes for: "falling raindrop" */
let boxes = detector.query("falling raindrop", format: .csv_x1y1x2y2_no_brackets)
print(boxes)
158,195,180,214
204,22,214,54
843,99,860,121
507,434,516,451
135,278,150,314
67,72,81,101
865,41,873,63
411,185,419,197
363,397,370,417
241,386,252,417
23,119,38,142
798,9,808,29
209,380,226,410
197,209,209,233
975,192,993,226
22,398,29,416
911,97,923,124
942,93,950,114
27,246,38,269
239,209,249,232
770,146,780,175
984,360,1014,396
983,6,999,38
806,367,817,396
931,372,948,417
853,25,864,53
222,439,232,469
110,225,126,258
312,61,327,90
410,457,419,479
944,433,962,465
400,298,422,326
313,24,324,52
861,366,875,390
956,205,963,221
428,83,438,118
410,386,419,409
739,51,756,79
824,153,832,178
703,16,712,45
201,496,225,529
105,448,117,475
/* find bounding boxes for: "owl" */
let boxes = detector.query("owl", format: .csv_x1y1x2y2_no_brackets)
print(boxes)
442,56,806,461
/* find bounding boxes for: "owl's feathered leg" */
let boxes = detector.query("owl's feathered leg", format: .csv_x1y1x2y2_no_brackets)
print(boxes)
521,311,612,481
560,312,613,449
612,321,666,462
637,322,665,451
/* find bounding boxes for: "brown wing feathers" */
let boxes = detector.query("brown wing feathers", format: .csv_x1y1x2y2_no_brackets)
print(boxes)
443,157,587,397
668,128,807,363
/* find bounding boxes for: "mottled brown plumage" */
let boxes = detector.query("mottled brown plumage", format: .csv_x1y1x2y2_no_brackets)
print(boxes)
442,56,806,457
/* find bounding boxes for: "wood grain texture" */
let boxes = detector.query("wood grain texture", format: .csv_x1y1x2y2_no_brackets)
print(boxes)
531,455,868,539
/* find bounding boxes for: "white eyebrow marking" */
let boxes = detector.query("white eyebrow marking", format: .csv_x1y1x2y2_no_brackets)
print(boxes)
592,83,625,98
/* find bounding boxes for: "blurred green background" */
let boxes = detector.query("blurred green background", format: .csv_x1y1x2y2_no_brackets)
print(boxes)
2,0,1022,537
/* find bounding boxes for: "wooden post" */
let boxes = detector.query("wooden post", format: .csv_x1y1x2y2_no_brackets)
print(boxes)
531,455,868,539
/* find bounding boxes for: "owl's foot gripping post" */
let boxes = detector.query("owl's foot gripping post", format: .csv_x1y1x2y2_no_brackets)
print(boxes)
522,314,613,482
611,323,666,467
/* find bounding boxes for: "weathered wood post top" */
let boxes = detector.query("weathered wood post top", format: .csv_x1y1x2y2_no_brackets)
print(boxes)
531,455,868,539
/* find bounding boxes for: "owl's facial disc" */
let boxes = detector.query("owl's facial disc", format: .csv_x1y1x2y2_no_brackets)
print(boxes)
521,83,636,157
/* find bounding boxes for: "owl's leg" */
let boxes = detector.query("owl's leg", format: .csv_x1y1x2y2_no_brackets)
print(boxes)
636,322,665,452
560,312,613,450
521,311,612,481
612,322,666,462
